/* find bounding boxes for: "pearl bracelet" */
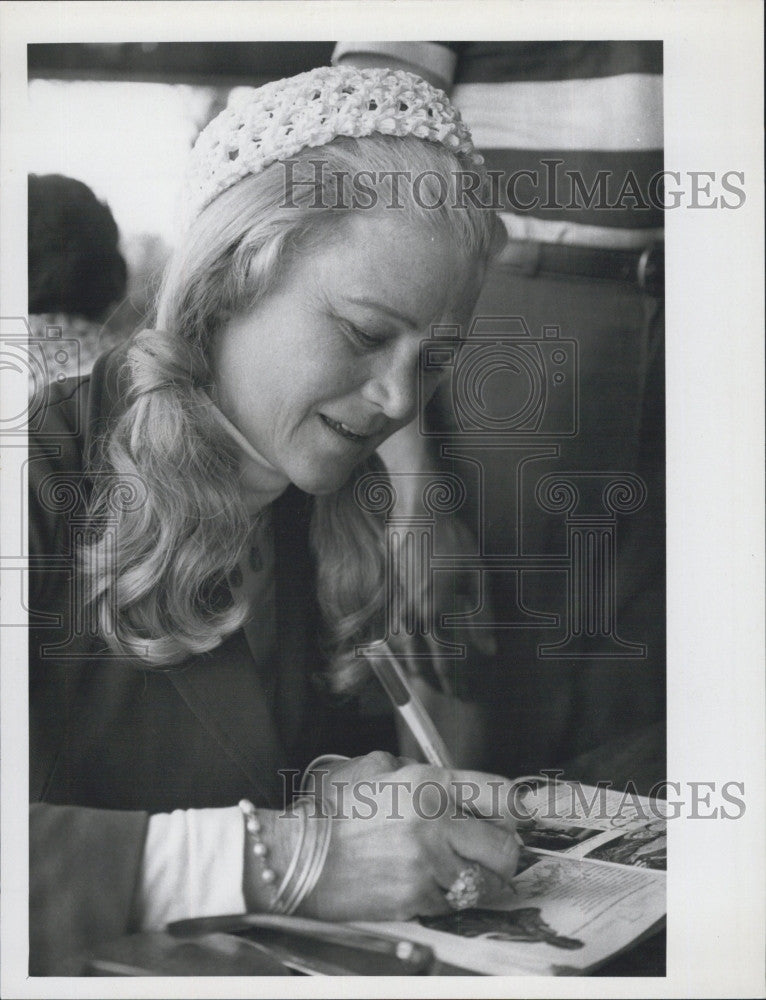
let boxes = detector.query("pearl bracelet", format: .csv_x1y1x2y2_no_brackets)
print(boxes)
240,796,332,915
239,799,278,905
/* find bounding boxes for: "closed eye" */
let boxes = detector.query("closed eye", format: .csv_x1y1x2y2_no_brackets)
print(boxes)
341,320,387,351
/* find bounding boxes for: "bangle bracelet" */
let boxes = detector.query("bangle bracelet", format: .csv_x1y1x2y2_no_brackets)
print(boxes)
288,809,332,915
245,794,333,917
277,800,318,915
299,754,350,798
271,801,308,914
278,798,332,916
239,798,277,906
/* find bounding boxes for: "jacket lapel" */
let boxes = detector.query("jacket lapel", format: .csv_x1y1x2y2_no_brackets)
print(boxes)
270,486,317,754
168,630,287,808
168,487,318,804
83,345,319,807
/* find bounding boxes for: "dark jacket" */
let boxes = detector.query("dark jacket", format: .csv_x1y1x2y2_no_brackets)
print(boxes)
27,346,357,972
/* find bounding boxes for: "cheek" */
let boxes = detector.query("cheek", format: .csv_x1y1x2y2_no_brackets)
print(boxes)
218,310,368,423
264,361,353,430
299,347,366,404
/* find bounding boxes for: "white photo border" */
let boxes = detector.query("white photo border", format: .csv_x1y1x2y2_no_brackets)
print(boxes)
2,2,764,997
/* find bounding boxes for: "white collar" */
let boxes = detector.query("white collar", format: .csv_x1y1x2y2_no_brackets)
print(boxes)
197,390,289,513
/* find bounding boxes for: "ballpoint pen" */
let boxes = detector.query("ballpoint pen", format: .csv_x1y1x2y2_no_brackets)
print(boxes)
368,640,531,874
368,640,457,769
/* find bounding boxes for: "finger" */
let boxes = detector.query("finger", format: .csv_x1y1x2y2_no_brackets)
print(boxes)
394,764,527,828
330,750,400,783
445,769,529,826
476,867,512,903
362,750,401,774
310,750,401,802
383,845,461,920
396,755,420,768
415,884,454,917
422,640,456,696
446,816,521,884
425,840,472,893
413,844,485,915
423,835,501,904
433,860,508,902
421,825,508,911
433,853,493,912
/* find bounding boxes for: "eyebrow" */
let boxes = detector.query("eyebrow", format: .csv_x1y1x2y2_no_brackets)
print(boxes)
342,296,419,330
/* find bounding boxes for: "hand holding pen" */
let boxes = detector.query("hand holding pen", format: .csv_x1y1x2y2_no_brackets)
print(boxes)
366,641,537,884
171,643,530,952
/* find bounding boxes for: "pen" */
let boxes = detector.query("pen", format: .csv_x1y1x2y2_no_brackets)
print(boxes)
369,641,456,768
369,640,530,881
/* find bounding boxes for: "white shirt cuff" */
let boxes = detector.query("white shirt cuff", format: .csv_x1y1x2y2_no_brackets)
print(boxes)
135,806,246,930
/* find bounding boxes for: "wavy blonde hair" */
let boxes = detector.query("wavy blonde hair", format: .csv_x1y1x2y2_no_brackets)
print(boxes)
83,134,501,688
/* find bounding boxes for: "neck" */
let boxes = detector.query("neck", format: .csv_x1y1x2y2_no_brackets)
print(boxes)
198,391,289,512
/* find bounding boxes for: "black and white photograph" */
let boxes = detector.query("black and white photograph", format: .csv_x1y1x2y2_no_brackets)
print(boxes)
583,819,667,870
518,821,603,854
0,1,763,996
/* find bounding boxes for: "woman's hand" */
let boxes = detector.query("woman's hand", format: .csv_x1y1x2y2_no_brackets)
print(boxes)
294,751,522,921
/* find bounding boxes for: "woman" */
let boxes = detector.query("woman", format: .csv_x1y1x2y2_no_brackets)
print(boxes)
29,65,521,974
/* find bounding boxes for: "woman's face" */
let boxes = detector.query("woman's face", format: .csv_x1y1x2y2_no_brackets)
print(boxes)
212,211,483,494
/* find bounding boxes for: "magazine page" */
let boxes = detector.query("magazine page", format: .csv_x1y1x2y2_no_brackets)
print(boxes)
355,857,665,975
516,780,669,868
354,782,667,974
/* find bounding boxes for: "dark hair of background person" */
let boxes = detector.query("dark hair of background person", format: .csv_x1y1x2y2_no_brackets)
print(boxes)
28,173,127,320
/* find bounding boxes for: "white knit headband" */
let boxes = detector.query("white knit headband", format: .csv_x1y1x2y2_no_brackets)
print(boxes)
183,64,484,224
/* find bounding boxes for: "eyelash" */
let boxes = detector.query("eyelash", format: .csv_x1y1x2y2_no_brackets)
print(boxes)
341,321,449,383
342,321,384,351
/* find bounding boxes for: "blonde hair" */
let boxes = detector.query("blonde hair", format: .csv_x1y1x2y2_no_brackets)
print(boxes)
83,134,501,688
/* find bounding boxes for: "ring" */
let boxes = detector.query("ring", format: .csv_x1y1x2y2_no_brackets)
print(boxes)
445,864,484,910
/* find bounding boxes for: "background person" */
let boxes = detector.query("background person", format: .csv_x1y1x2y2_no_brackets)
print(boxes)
333,41,666,774
28,173,129,384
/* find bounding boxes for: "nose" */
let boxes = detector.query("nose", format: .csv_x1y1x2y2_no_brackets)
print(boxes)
362,342,420,424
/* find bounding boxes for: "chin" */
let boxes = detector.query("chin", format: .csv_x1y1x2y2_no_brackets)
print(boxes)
290,463,354,497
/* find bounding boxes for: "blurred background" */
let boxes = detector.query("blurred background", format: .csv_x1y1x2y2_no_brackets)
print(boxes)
27,43,335,371
26,42,665,777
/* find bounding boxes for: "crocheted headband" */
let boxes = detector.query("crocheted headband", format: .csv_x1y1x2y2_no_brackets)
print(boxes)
184,64,484,224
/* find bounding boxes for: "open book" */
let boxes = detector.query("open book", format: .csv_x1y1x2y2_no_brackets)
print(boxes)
355,780,667,975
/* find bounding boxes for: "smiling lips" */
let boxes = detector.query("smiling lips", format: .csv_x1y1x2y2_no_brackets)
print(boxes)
320,413,381,443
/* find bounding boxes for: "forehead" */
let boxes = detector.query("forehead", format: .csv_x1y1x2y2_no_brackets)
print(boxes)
310,211,482,324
